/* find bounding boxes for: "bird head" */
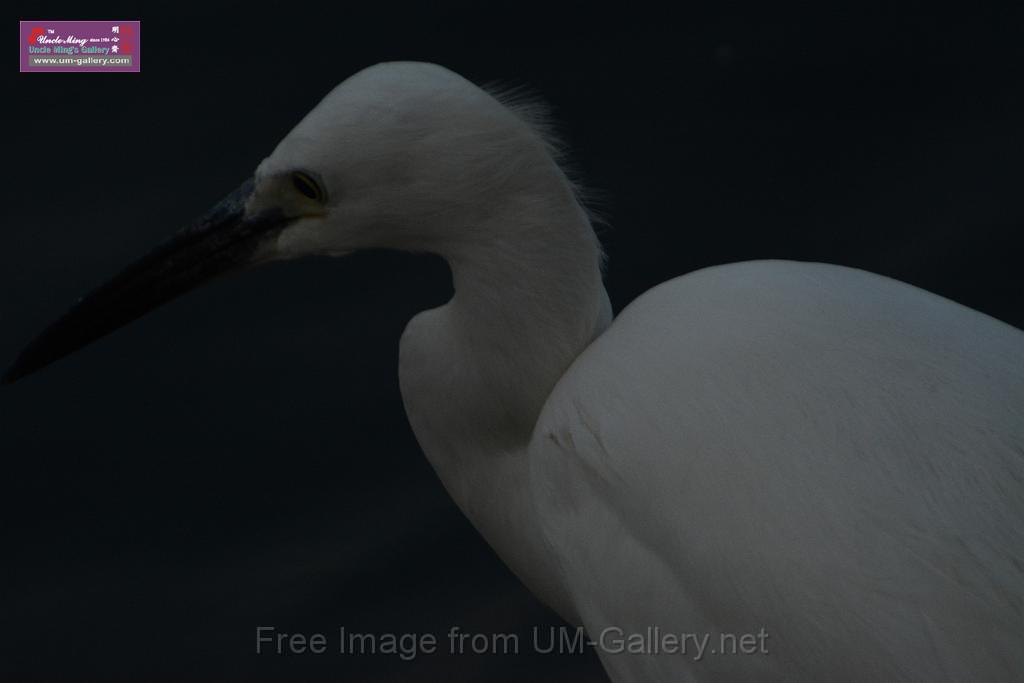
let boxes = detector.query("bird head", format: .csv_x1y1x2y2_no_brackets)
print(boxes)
3,62,568,383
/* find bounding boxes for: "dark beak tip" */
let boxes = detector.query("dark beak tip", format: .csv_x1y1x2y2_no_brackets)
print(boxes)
2,354,37,385
3,177,270,385
3,332,69,386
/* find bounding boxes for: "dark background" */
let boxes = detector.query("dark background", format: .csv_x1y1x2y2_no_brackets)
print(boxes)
3,3,1022,681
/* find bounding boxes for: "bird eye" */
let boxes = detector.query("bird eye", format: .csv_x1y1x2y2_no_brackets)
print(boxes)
291,171,324,202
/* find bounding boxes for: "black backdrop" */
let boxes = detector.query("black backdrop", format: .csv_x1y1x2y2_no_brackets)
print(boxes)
3,3,1022,681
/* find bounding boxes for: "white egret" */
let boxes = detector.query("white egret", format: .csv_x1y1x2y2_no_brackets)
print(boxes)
5,62,1024,682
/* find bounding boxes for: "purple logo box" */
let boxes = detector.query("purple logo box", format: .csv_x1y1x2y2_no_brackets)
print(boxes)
20,20,140,72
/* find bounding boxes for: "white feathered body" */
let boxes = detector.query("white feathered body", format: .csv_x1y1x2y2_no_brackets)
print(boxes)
403,258,1024,682
530,261,1024,681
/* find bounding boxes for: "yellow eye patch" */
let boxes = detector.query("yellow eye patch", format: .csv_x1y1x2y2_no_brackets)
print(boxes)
291,171,325,203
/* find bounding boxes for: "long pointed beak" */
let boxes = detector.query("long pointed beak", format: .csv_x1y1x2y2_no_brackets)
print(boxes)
3,177,289,384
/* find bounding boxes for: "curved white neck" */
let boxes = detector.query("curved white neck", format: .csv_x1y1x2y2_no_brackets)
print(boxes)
398,185,609,620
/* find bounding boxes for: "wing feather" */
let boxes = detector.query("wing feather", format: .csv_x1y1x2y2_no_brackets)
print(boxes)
530,261,1024,682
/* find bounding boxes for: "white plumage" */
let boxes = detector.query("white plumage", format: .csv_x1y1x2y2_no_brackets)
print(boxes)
9,62,1023,681
532,261,1024,680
